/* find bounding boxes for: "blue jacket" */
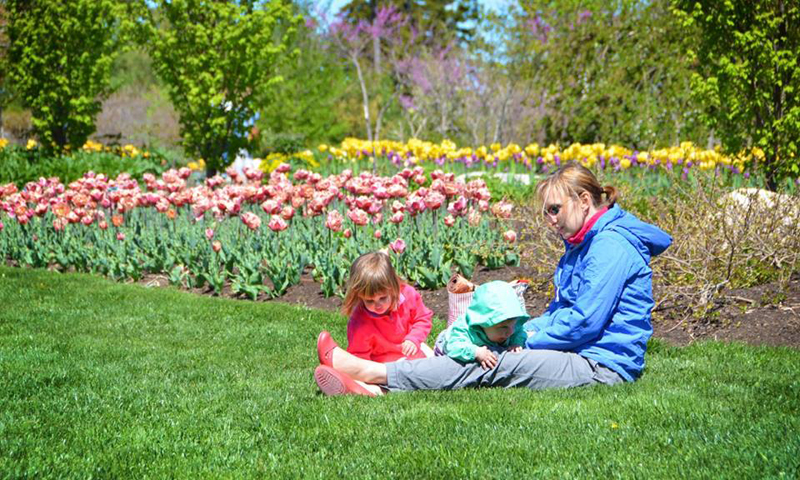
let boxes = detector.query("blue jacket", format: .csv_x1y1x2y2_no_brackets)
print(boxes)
524,205,672,381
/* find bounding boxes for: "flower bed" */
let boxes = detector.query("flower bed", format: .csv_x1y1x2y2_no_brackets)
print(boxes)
0,164,519,298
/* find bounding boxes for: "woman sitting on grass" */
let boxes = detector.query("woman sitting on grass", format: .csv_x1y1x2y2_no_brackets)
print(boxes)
314,162,672,396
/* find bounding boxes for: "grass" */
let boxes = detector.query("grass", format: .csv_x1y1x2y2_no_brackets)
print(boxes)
0,266,798,479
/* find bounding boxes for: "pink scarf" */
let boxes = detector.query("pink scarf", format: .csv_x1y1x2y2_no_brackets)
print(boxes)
567,206,609,245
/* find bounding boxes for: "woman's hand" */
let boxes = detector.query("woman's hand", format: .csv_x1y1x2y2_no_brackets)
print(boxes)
475,346,498,370
401,340,418,357
506,345,523,353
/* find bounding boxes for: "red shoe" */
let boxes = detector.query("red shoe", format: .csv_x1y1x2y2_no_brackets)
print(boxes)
314,365,376,397
317,330,338,367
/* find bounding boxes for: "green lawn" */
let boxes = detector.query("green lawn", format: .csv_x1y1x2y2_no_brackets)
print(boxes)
1,266,798,479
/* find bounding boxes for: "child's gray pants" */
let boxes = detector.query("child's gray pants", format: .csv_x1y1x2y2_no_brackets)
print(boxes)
385,348,624,392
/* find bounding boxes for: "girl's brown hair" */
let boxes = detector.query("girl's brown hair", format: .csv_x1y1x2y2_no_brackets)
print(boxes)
536,162,618,209
341,251,403,316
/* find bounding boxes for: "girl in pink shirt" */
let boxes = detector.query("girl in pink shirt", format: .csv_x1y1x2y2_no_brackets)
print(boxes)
342,252,434,363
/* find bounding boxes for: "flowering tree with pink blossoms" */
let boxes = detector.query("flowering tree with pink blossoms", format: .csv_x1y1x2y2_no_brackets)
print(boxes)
323,6,408,153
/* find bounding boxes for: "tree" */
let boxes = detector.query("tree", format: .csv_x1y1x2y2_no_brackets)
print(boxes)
340,0,481,44
145,0,299,175
512,0,704,149
257,10,354,149
672,0,800,188
324,5,407,148
6,0,123,151
394,44,477,142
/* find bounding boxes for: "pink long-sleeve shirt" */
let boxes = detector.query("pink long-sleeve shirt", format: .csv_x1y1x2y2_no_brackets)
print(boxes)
346,283,433,363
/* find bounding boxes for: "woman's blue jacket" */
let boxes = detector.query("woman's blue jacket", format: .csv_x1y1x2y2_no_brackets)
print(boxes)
524,205,672,381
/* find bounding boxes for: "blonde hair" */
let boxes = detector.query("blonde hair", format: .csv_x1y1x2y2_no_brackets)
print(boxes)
536,162,618,210
341,251,403,316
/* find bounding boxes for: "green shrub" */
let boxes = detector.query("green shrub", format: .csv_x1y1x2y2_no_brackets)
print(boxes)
0,145,172,186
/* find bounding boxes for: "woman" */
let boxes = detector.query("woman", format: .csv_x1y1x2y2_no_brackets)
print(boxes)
314,162,672,396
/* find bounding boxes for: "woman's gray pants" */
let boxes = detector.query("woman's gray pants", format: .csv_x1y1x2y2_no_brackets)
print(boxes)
385,348,624,392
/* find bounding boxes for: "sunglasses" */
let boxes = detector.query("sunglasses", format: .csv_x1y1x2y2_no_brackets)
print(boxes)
543,204,562,217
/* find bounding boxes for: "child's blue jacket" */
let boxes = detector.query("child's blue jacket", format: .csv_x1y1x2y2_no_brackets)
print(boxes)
524,205,672,381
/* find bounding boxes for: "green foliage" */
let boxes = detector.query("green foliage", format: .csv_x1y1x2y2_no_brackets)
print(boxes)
109,48,162,94
144,0,300,174
0,201,515,297
512,0,706,149
1,267,799,477
0,145,171,186
261,131,308,155
672,0,800,188
257,13,353,150
5,0,125,152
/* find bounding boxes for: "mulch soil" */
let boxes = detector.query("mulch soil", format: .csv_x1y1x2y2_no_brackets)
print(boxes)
136,263,800,349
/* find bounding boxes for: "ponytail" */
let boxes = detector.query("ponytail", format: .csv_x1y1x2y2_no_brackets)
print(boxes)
603,186,618,207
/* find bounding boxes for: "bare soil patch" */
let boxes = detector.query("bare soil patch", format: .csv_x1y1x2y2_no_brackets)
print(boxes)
138,264,800,349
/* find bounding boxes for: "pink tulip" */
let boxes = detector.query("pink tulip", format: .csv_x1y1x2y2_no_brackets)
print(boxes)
444,215,456,227
390,238,406,254
391,200,405,213
478,200,489,211
99,220,108,230
244,167,264,181
53,218,66,231
442,182,461,197
268,215,289,232
280,205,295,220
387,184,408,197
241,212,261,231
492,201,514,219
347,208,369,226
325,210,343,232
503,230,517,243
276,162,292,173
212,240,222,252
390,211,404,224
343,228,352,238
447,196,468,216
468,209,482,226
291,195,305,208
355,196,372,211
80,215,94,226
424,191,445,210
117,232,126,241
205,228,215,240
413,174,427,185
372,185,389,199
261,199,280,215
374,229,382,239
0,220,5,231
35,203,49,216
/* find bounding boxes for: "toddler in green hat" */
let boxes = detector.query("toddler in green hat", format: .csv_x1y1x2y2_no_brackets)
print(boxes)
434,281,530,369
